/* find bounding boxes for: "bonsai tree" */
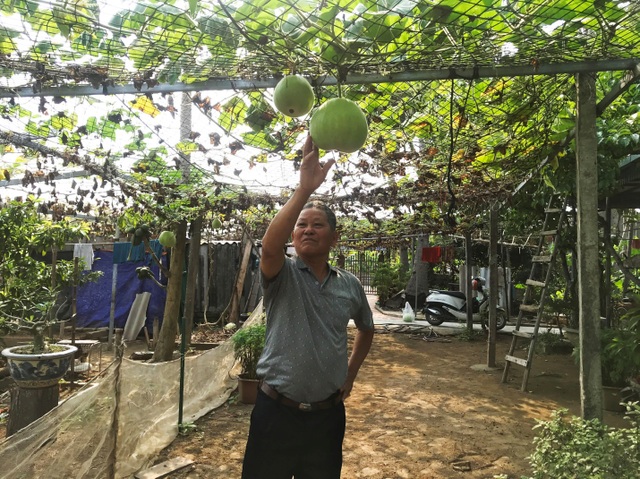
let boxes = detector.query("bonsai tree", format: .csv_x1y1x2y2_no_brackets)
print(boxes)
0,199,100,353
231,320,266,380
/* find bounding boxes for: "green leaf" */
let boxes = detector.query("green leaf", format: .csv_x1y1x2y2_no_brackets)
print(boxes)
0,28,19,55
198,16,233,44
85,117,98,134
188,0,198,17
25,121,39,136
241,130,281,149
50,113,77,131
218,97,247,132
125,140,146,151
101,122,117,140
176,141,199,154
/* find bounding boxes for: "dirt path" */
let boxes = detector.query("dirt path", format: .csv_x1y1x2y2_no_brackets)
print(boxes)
154,326,627,479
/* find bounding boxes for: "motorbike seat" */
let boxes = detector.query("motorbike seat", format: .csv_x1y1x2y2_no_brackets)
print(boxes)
431,290,466,300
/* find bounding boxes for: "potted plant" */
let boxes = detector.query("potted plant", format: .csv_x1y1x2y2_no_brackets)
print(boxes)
231,320,266,404
0,199,100,388
0,282,85,389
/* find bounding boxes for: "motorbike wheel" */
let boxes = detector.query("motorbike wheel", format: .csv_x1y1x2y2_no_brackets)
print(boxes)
496,310,508,330
481,310,508,330
423,306,446,326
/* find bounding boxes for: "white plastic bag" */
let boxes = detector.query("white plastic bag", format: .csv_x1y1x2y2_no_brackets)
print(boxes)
402,302,415,322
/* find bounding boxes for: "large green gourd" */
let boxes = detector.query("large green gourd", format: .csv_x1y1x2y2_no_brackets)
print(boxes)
273,75,315,117
309,98,368,153
158,230,176,248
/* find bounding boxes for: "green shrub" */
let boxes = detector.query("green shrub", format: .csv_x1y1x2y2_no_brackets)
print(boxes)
231,321,266,380
514,404,640,479
535,331,574,355
372,261,409,304
571,296,640,388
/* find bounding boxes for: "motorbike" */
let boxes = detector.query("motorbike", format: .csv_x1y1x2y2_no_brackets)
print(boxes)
422,277,508,330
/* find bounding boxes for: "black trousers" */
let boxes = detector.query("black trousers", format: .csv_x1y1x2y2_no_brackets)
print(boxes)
242,389,346,479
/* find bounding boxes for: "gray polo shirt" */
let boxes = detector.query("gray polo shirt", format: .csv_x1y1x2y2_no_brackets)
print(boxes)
256,256,374,403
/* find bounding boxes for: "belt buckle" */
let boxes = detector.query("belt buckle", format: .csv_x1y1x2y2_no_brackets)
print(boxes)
298,402,312,411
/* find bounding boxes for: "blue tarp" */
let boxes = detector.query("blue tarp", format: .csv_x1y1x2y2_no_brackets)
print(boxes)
75,248,168,332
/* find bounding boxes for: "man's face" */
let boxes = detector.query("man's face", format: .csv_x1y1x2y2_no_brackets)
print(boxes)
292,207,337,258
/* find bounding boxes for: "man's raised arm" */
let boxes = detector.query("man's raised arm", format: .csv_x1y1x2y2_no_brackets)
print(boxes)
260,135,335,280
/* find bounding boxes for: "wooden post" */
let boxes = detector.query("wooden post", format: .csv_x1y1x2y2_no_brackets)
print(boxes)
464,230,473,331
228,235,254,325
487,204,498,367
6,385,59,436
503,244,511,321
576,72,602,421
108,227,120,351
69,257,79,386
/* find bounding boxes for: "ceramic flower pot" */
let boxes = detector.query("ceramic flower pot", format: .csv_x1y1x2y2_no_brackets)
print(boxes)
1,344,78,388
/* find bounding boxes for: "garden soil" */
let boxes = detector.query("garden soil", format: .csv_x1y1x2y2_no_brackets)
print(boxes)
153,312,629,479
1,302,630,478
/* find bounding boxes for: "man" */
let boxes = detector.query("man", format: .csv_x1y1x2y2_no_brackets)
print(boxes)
242,135,375,479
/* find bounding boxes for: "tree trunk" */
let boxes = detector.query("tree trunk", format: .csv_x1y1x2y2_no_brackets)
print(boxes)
7,385,59,436
399,245,409,277
576,72,602,421
182,218,202,346
153,220,187,362
404,235,429,310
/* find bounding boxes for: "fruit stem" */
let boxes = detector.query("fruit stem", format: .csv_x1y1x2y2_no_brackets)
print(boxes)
338,83,342,98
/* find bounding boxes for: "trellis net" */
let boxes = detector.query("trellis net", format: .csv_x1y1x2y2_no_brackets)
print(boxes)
1,1,639,226
0,314,248,478
1,1,639,91
1,73,591,236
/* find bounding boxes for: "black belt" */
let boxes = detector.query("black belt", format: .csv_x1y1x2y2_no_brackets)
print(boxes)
259,381,341,412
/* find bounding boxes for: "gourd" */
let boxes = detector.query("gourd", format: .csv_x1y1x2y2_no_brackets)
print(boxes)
309,98,368,153
273,75,315,117
158,230,176,248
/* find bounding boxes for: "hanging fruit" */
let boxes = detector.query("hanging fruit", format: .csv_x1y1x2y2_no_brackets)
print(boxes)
273,75,315,117
158,230,177,248
309,98,368,153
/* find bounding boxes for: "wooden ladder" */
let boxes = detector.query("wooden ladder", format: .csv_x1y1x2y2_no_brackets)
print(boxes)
501,194,569,391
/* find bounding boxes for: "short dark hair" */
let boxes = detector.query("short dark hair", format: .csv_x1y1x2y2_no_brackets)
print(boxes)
302,200,337,231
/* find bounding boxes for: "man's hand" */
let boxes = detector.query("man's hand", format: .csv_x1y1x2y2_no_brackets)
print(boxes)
339,378,355,401
299,135,335,194
340,328,374,401
260,133,336,280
